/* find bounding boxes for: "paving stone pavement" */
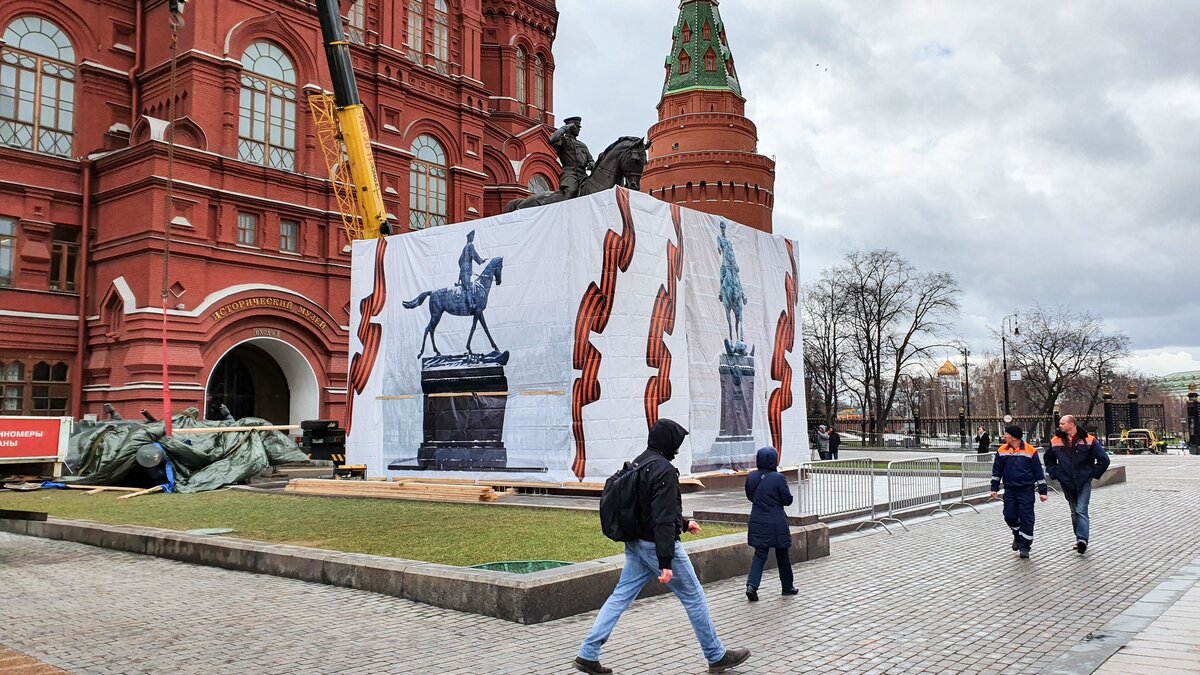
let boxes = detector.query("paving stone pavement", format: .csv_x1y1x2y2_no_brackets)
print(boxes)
1,456,1198,674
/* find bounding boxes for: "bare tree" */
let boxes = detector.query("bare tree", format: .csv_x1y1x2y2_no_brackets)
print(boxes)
835,250,961,438
1005,303,1130,416
801,270,851,425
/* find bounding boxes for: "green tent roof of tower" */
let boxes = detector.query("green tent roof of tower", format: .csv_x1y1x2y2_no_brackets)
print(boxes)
662,0,743,98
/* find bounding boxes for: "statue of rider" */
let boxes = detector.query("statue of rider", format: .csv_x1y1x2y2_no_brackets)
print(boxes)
717,220,747,352
458,230,485,312
549,116,594,199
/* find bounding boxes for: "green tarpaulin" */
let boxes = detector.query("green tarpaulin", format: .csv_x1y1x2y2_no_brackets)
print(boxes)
64,407,308,493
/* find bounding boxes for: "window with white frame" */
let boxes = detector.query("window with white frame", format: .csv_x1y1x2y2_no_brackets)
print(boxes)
533,55,545,113
432,0,449,72
409,135,446,230
527,174,551,194
406,0,424,59
346,0,366,44
0,16,75,157
238,41,297,171
0,216,14,286
515,47,526,105
237,212,258,246
280,218,299,253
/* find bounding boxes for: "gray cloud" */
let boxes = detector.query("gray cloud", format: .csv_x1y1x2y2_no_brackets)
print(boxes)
554,1,1200,373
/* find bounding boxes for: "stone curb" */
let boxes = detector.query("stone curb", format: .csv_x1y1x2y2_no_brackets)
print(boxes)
1044,556,1200,674
0,516,827,625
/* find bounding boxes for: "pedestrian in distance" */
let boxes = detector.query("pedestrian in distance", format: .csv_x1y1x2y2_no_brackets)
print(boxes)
990,424,1048,558
574,419,751,675
975,425,991,454
827,425,841,460
1044,414,1110,554
815,424,830,460
744,446,799,601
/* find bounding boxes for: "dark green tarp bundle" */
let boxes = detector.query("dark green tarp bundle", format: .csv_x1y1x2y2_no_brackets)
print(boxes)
64,407,308,493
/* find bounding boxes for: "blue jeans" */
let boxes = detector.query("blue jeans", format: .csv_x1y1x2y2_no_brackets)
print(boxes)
579,540,725,664
746,546,794,591
1062,480,1092,543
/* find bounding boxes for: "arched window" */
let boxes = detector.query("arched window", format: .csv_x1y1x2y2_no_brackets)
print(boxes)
346,0,366,44
527,174,550,194
432,0,449,72
406,0,423,58
681,22,691,43
409,135,446,229
238,41,297,171
533,55,545,111
678,50,690,75
704,48,717,72
702,21,711,41
0,16,76,157
515,47,526,104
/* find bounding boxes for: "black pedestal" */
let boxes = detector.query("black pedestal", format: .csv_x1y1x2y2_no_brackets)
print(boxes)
693,353,757,472
388,352,509,471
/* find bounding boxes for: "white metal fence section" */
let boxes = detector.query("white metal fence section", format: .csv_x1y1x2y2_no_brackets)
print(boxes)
883,457,951,529
796,458,890,530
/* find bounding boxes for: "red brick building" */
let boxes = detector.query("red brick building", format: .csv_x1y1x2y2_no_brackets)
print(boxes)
642,0,775,232
0,0,561,425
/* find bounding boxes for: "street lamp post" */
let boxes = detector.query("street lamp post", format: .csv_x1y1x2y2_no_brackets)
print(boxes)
1000,314,1019,419
959,345,972,419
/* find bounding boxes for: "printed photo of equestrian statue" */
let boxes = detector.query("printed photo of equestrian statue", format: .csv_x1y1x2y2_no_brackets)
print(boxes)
683,214,807,472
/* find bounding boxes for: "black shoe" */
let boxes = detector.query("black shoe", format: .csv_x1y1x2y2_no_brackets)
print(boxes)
1019,548,1030,559
745,585,758,602
1076,540,1088,554
782,587,799,595
573,657,612,675
708,647,751,673
1012,538,1020,551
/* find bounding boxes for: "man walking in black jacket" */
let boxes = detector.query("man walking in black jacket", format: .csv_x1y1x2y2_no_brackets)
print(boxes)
574,419,751,675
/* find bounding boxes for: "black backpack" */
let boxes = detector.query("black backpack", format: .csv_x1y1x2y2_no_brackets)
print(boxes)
599,459,644,542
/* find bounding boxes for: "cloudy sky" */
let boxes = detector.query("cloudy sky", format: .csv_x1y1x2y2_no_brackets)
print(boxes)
553,1,1200,377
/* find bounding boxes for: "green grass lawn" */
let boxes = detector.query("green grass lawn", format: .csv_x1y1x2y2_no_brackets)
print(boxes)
0,490,743,567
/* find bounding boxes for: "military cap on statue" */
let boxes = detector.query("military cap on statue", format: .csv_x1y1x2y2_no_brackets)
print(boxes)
563,116,582,124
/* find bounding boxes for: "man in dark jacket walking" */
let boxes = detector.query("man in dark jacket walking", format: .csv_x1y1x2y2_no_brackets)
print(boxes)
1044,414,1110,554
574,419,751,675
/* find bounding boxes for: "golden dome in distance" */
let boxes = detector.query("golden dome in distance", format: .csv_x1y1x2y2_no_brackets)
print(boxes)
936,360,960,377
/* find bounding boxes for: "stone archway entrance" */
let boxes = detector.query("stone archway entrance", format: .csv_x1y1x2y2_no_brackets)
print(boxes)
205,338,319,425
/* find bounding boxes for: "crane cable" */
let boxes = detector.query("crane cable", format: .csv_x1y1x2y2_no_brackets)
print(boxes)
160,16,182,436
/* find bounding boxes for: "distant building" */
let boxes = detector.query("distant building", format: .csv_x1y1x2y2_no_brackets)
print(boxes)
1157,370,1200,396
642,0,775,232
0,0,561,424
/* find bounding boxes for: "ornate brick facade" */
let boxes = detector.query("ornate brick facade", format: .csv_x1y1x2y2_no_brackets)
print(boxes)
0,0,559,425
642,0,775,233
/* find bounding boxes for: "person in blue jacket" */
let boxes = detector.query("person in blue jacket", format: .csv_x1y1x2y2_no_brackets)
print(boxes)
1044,414,1110,554
990,424,1049,558
744,446,799,600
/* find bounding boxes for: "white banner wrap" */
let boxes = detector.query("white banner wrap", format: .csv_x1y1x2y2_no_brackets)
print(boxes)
347,188,806,482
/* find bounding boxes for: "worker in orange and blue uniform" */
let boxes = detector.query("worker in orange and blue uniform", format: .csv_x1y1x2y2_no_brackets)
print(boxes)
990,424,1048,559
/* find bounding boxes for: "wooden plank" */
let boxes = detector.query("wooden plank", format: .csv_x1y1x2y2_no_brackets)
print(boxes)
116,485,164,500
64,485,143,493
175,425,300,434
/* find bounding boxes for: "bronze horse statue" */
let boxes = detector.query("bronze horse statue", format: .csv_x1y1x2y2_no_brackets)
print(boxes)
402,256,504,357
504,136,648,213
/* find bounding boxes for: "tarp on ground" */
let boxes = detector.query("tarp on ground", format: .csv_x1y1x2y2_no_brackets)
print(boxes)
65,408,307,493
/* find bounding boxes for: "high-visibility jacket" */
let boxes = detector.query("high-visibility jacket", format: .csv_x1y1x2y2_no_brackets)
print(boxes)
991,440,1048,494
1045,433,1110,492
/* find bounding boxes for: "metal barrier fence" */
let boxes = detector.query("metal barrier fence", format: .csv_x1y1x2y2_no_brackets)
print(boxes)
948,452,995,514
882,457,951,530
796,458,888,530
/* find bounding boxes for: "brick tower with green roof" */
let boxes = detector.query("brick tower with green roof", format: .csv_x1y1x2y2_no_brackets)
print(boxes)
642,0,775,232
